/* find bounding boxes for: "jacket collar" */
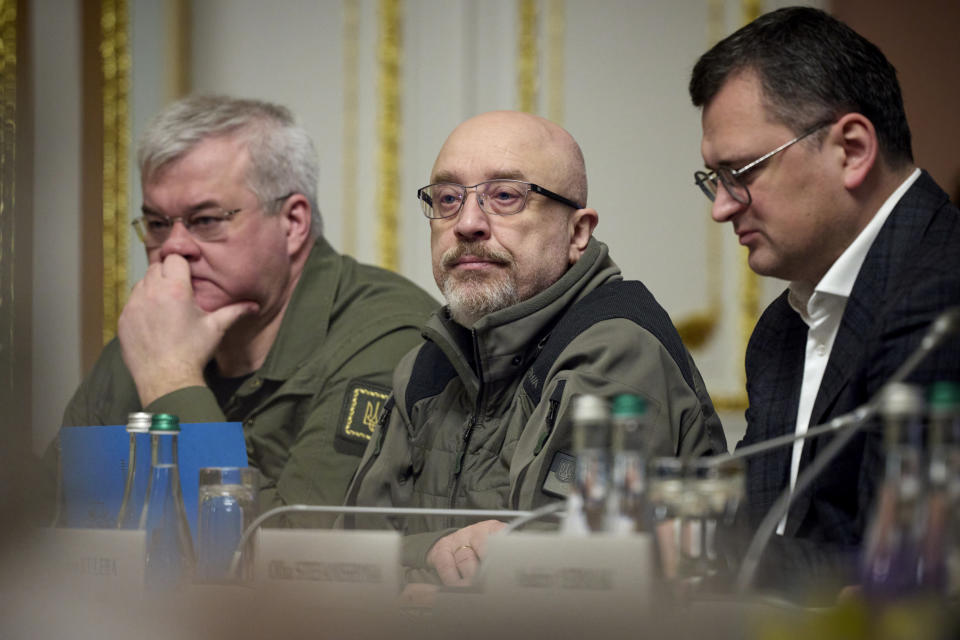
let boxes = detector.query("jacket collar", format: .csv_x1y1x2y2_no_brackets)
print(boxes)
809,170,945,427
256,237,342,381
422,238,620,405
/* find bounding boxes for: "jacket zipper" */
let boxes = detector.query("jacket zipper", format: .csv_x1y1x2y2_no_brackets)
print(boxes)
449,330,485,516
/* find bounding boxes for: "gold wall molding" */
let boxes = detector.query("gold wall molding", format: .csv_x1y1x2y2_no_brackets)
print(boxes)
376,0,401,271
167,0,190,98
675,0,767,412
100,0,130,344
0,0,22,431
0,0,17,355
342,0,360,256
516,0,539,113
545,0,564,124
516,0,566,122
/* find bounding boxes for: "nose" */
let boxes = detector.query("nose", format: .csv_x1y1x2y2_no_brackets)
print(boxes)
157,219,201,261
710,184,746,223
452,190,491,242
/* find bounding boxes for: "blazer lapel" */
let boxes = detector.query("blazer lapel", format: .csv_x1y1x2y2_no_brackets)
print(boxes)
743,295,807,522
786,172,939,535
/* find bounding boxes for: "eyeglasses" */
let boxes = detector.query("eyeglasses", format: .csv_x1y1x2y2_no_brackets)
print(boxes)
132,194,294,247
417,179,582,220
694,121,832,206
132,206,245,247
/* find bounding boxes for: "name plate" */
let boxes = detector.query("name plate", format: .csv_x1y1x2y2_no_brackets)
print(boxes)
480,532,656,615
36,528,146,595
254,529,400,607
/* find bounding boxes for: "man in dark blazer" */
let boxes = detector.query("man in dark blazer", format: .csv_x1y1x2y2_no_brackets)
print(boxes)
689,7,960,596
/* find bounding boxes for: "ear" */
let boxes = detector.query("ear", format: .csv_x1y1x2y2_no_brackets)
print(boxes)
281,193,313,256
833,113,878,190
568,207,598,264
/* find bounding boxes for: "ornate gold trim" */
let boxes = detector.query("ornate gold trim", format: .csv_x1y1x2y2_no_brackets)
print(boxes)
676,0,766,413
742,0,763,23
516,0,539,113
100,0,130,344
0,0,18,412
167,0,191,98
376,0,401,271
545,0,564,124
342,0,360,256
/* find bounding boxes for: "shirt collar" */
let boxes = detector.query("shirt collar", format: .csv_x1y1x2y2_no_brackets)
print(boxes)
789,168,920,314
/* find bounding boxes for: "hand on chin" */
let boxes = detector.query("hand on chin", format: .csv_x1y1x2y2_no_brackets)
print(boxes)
119,256,258,406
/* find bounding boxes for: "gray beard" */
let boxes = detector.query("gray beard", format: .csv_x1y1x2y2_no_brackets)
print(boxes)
441,271,520,328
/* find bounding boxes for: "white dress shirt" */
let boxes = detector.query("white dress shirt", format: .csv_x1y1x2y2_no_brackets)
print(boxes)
777,168,921,535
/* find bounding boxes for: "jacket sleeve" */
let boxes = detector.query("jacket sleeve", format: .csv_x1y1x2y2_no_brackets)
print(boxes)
61,339,143,428
261,324,428,525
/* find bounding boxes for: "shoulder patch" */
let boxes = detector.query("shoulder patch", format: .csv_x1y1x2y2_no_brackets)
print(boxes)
542,450,577,498
335,379,392,456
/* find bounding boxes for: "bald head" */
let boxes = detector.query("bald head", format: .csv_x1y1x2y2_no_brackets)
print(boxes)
426,111,598,328
431,111,587,208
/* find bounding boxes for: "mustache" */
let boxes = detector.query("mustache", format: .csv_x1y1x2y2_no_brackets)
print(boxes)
441,242,513,269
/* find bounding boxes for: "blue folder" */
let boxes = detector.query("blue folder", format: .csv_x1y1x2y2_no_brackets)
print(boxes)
58,422,248,546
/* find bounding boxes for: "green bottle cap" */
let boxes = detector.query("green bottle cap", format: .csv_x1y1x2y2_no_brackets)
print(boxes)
149,413,181,432
929,381,960,413
611,394,646,417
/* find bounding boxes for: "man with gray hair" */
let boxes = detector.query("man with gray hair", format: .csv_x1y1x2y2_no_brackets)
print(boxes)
61,95,437,515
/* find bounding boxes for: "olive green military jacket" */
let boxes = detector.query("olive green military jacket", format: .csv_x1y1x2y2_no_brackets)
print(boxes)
61,238,438,518
345,239,727,569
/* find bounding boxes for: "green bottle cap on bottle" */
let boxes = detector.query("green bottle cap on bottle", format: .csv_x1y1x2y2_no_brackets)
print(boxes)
611,394,645,417
149,413,181,432
929,381,960,413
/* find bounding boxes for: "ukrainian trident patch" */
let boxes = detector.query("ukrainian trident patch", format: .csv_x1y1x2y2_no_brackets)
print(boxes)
335,379,392,456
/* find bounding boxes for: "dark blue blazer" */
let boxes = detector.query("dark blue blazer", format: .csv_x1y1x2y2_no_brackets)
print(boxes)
739,170,960,586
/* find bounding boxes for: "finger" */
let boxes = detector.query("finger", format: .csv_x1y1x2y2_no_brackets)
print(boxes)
141,262,163,283
208,301,259,333
473,521,507,559
432,551,465,586
452,545,480,583
160,253,190,279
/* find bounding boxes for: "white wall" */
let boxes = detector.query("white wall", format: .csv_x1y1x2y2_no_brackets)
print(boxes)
32,0,825,450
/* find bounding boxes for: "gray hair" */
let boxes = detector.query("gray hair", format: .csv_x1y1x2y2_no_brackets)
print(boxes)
138,94,323,237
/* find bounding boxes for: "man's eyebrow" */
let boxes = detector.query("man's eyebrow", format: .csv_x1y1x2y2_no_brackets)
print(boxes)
140,199,223,217
430,169,529,184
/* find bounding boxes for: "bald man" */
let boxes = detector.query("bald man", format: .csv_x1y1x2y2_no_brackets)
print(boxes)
345,111,726,585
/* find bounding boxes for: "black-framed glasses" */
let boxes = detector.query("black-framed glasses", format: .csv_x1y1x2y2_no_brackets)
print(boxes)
132,194,295,247
694,121,832,206
417,179,583,220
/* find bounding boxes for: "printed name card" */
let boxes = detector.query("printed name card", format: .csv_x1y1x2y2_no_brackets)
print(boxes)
479,532,657,616
37,528,146,594
254,529,401,607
